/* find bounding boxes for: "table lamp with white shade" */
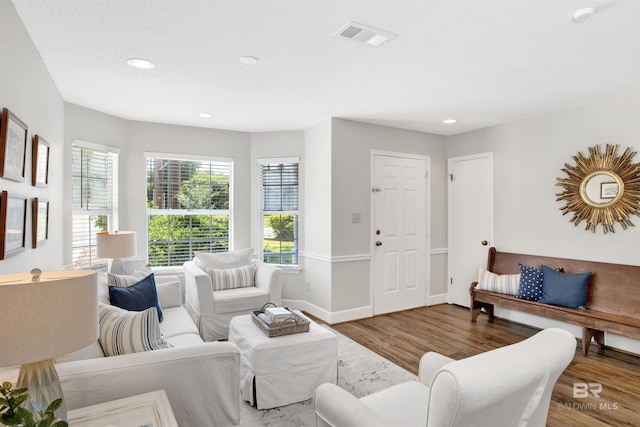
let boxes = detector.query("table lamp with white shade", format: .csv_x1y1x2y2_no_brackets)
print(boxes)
96,231,137,274
0,269,98,421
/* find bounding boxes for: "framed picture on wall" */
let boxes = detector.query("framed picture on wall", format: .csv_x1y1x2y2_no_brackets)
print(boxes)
32,197,49,248
0,191,28,259
0,108,28,182
32,135,50,187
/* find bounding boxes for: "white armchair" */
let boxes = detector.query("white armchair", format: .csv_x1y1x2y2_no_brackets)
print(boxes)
314,328,576,427
184,254,283,341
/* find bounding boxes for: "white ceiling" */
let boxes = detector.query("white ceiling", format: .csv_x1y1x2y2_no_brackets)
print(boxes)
10,0,640,136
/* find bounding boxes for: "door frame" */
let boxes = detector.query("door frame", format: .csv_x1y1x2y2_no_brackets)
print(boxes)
447,152,494,305
370,150,431,314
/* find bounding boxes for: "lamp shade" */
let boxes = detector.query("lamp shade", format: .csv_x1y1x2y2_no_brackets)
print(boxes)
96,231,137,259
0,270,98,366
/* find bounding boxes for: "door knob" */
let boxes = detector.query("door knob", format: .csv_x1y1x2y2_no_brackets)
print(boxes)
375,241,382,246
481,240,488,246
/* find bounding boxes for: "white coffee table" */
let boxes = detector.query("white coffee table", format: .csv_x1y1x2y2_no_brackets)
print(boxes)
229,314,337,409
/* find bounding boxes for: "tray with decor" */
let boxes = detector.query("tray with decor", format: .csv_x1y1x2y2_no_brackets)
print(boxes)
251,303,310,337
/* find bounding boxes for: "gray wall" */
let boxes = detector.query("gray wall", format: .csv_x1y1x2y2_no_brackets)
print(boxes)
329,119,447,315
446,93,640,353
250,130,306,300
0,0,65,274
62,104,253,268
446,94,640,265
62,104,128,266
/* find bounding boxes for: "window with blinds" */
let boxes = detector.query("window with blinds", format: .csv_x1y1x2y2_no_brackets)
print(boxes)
260,159,299,265
72,144,119,269
146,155,232,267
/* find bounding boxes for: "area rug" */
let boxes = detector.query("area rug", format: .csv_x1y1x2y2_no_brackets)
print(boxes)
239,329,417,426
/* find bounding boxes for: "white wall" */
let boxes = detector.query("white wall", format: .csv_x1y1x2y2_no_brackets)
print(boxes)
301,119,333,314
446,93,640,354
0,0,65,273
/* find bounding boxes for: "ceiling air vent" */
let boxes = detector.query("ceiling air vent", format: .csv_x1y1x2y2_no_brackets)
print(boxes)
335,21,397,47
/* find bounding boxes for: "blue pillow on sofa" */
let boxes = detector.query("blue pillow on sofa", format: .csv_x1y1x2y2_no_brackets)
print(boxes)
109,273,163,321
538,265,592,309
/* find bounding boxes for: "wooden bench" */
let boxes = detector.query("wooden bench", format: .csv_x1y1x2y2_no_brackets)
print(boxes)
470,247,640,356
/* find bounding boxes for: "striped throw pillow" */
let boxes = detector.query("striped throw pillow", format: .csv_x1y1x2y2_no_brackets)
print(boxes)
107,266,152,287
477,268,520,295
98,304,172,357
202,262,257,291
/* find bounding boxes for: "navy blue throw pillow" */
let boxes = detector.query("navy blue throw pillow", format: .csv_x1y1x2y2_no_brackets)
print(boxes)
515,263,545,301
109,273,163,321
538,265,592,309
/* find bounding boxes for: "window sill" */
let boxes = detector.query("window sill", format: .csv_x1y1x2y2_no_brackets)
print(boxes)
150,266,185,276
272,265,302,273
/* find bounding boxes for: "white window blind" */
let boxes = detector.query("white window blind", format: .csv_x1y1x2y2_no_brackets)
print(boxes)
260,160,299,265
71,144,119,269
146,155,232,267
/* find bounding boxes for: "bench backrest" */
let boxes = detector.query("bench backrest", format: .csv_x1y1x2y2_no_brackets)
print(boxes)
487,247,640,318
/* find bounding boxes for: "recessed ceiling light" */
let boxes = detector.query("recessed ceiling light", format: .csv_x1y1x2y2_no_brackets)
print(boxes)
198,113,213,119
126,58,156,70
573,7,595,22
443,119,458,124
239,56,259,65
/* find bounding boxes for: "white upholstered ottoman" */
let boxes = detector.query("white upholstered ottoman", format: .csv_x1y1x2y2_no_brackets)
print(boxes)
228,314,337,409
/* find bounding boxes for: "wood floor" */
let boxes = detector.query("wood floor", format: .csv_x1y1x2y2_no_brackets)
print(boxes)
327,304,640,427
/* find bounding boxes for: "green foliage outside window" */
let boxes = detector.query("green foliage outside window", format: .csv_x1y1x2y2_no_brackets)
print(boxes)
146,159,231,267
263,214,297,264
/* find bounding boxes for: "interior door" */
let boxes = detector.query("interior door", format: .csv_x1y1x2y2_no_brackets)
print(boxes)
448,153,494,307
372,153,428,315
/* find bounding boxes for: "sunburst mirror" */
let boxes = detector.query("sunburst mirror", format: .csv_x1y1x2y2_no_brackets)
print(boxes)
556,144,640,233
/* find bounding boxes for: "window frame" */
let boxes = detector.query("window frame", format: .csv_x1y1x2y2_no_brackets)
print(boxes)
258,157,300,268
144,152,234,267
71,140,120,269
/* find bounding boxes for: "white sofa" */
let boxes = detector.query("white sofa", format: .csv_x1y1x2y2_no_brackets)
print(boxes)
184,259,283,341
314,328,576,427
1,274,241,427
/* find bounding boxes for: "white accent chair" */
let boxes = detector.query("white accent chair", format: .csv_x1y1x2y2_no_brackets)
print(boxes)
314,328,576,427
183,250,284,341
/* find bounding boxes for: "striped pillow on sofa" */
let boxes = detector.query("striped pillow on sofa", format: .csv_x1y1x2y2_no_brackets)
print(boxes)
98,304,172,357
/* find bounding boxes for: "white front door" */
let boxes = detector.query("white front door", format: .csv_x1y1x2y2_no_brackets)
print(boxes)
448,153,494,307
372,153,428,315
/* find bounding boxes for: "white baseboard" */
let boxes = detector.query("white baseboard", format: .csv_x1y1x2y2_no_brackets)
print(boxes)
283,299,373,324
427,293,447,306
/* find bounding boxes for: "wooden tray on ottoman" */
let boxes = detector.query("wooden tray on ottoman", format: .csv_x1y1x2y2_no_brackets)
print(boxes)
251,308,310,337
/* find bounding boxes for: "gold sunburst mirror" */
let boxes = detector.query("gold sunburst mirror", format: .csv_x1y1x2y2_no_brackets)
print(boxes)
556,144,640,233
